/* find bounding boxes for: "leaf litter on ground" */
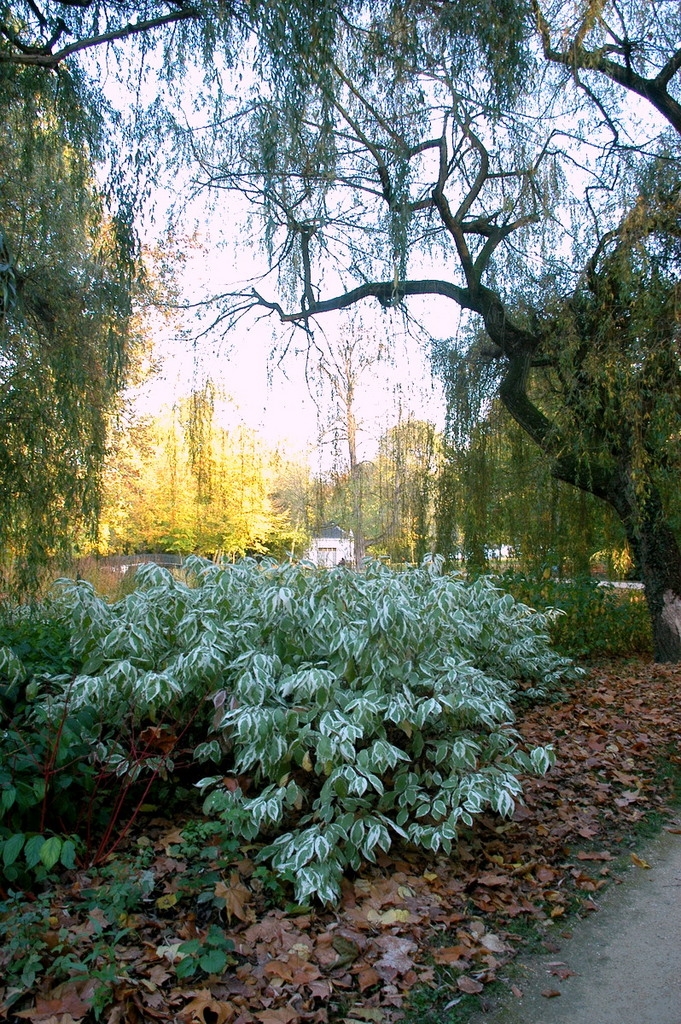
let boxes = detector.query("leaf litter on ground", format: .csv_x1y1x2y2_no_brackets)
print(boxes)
1,657,680,1024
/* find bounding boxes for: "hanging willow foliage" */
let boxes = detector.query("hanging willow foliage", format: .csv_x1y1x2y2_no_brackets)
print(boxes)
0,63,140,591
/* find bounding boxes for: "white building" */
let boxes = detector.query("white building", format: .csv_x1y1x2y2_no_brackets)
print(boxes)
305,523,355,567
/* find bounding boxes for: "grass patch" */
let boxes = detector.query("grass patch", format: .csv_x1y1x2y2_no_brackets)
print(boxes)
401,980,502,1024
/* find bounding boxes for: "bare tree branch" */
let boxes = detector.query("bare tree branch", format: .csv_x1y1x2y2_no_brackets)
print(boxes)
532,0,681,134
0,5,199,68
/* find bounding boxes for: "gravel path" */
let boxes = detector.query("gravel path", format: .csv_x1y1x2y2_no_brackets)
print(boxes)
468,824,681,1024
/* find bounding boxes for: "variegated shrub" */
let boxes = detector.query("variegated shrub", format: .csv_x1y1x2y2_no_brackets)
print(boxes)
37,555,573,902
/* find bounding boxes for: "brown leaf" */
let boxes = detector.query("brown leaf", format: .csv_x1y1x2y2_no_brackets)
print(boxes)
457,976,484,995
535,865,558,882
541,989,562,998
480,932,508,954
179,990,235,1024
255,1010,300,1024
15,983,93,1022
476,873,509,887
263,960,295,982
138,725,177,754
215,873,255,923
615,791,641,808
15,1017,81,1024
355,967,381,992
307,980,333,1000
431,945,469,965
373,936,417,981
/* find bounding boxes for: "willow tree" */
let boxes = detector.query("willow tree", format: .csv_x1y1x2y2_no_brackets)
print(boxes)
373,419,440,566
101,391,299,559
5,1,680,653
531,0,681,134
184,3,681,660
0,61,141,589
434,396,631,577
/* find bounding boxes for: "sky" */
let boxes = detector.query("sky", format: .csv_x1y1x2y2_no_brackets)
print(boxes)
131,284,448,468
129,197,449,470
95,14,671,479
91,43,453,471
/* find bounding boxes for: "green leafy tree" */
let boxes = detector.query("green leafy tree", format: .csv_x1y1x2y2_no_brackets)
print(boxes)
0,0,379,586
435,400,630,577
100,394,302,559
373,418,440,565
0,63,138,589
5,1,680,654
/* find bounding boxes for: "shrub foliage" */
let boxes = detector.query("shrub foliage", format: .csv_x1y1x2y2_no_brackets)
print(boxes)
0,557,575,902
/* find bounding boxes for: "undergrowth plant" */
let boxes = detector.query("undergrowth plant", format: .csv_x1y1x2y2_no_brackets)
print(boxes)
1,556,577,902
496,571,652,657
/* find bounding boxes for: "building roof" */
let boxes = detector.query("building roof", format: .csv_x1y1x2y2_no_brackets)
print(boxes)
315,522,352,540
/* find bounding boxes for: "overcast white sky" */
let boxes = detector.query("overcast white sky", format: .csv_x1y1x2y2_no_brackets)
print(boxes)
130,192,449,468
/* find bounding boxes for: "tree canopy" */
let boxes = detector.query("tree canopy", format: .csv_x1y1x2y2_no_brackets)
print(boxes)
0,58,140,589
101,390,304,559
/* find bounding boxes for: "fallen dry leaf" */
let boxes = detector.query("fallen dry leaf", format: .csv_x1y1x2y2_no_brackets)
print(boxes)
14,982,94,1022
214,873,255,923
255,1010,300,1024
431,945,469,965
373,935,417,981
365,908,412,926
549,966,577,980
480,932,508,954
355,967,381,992
178,989,234,1024
457,976,484,994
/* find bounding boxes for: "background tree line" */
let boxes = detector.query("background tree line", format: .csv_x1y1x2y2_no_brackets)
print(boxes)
96,377,633,582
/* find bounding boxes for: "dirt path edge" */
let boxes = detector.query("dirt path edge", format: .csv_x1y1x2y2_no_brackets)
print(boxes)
468,824,681,1024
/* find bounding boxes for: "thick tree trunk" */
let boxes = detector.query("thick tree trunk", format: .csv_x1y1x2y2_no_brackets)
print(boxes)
497,354,681,662
639,522,681,662
609,481,681,663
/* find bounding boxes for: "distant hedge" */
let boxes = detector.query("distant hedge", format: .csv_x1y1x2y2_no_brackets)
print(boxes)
495,572,652,658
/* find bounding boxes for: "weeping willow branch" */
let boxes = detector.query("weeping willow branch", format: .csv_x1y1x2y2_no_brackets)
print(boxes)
0,4,200,68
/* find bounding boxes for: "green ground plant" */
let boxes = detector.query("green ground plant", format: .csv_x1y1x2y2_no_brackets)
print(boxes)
0,851,150,1014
